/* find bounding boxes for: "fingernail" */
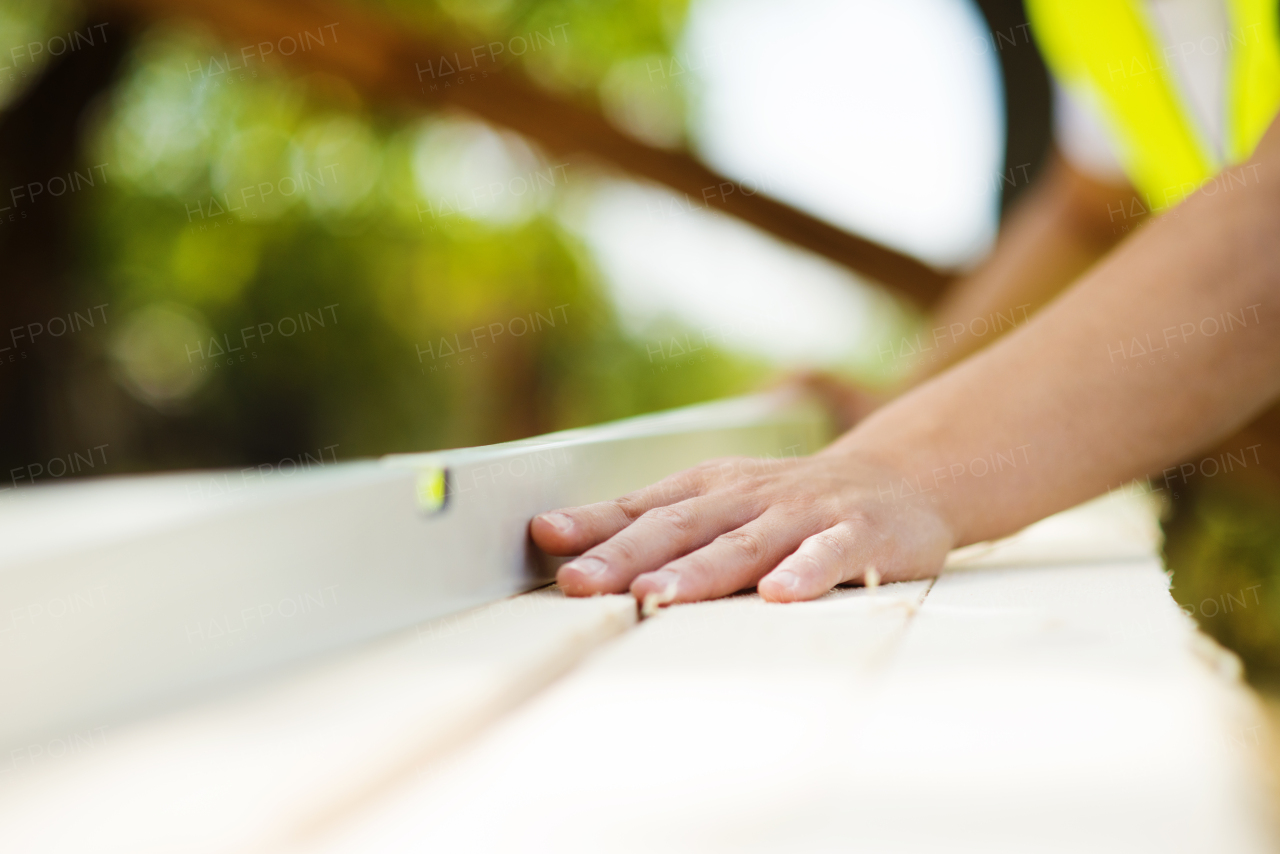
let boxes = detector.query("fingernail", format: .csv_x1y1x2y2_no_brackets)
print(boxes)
771,570,801,592
539,512,573,533
564,555,607,578
864,567,881,590
641,577,679,617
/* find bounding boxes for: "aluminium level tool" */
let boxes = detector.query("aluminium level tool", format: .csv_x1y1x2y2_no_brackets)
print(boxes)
0,393,829,752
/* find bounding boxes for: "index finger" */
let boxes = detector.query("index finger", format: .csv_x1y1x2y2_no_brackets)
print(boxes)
530,467,708,555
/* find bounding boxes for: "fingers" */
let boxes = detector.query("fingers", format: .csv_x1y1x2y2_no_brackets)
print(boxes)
556,495,761,596
629,507,811,607
758,522,865,603
530,468,707,556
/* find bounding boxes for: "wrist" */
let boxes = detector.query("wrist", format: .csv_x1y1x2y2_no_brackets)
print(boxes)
814,439,965,551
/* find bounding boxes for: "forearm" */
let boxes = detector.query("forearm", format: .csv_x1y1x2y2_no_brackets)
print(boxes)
839,137,1280,546
535,126,1280,609
913,154,1136,379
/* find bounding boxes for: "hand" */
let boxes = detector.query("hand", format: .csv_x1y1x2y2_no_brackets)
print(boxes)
774,370,888,433
529,449,956,609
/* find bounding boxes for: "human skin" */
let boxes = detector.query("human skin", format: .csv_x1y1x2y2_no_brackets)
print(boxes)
530,117,1280,608
917,152,1141,378
788,152,1139,431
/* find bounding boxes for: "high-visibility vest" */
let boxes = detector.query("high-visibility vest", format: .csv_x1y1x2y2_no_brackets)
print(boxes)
1026,0,1280,203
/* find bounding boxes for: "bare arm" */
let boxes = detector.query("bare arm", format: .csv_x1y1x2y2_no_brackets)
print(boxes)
919,153,1138,377
850,136,1277,545
531,119,1280,607
806,153,1136,429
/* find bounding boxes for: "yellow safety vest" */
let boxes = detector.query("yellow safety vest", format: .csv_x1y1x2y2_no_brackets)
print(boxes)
1027,0,1280,205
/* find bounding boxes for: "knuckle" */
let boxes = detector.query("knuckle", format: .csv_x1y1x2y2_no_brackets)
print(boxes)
815,493,846,517
813,530,852,562
730,457,774,480
675,466,709,491
842,509,874,532
648,467,707,504
646,503,699,533
716,470,767,496
612,494,647,522
719,527,769,562
647,478,678,504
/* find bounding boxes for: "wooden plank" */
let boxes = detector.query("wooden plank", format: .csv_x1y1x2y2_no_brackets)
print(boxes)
816,499,1272,852
944,489,1164,568
279,581,934,853
281,494,1276,853
6,486,1270,852
825,558,1275,853
0,588,635,854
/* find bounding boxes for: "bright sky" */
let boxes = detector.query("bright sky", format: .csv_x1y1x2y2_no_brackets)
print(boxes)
570,0,1004,368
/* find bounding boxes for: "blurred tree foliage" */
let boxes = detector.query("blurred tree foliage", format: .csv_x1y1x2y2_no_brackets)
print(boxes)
0,0,765,476
1165,469,1280,686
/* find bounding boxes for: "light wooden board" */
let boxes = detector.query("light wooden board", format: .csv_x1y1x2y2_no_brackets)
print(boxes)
2,493,1271,853
818,558,1276,853
280,580,935,854
0,588,635,854
280,493,1276,854
943,488,1164,568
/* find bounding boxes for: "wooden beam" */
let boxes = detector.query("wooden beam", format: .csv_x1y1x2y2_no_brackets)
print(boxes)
93,0,954,304
293,500,1272,851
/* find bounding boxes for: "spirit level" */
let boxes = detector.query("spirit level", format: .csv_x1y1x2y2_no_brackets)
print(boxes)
0,393,828,751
